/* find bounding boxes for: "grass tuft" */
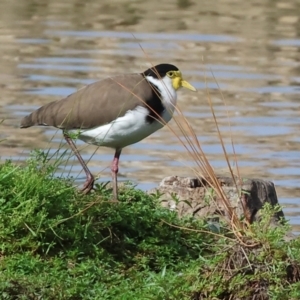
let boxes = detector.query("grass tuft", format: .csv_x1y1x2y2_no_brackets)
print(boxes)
0,152,300,299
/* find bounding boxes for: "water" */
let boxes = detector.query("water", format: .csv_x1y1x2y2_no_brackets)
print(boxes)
0,0,299,232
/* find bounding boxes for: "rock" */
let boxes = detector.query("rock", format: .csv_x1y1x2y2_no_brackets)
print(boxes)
149,175,285,224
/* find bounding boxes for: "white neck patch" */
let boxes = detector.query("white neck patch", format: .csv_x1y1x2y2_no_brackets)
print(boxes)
145,75,178,115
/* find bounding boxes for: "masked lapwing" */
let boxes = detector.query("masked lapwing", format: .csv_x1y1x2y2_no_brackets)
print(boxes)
20,63,196,199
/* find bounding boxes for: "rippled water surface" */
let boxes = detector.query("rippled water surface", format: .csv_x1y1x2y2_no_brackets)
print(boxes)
0,0,299,232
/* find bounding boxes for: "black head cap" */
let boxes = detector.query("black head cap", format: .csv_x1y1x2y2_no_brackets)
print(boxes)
142,63,179,79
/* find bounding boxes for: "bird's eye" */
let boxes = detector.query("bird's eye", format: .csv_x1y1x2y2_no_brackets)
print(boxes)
168,71,174,77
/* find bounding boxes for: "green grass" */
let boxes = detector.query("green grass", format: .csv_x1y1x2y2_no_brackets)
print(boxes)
0,151,299,299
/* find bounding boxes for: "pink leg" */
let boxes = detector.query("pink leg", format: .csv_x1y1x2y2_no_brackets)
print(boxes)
111,149,122,200
64,133,94,194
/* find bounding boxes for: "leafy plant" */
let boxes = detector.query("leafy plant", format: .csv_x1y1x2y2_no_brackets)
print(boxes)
0,154,299,299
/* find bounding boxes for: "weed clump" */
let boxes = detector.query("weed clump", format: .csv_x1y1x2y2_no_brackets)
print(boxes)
0,152,299,299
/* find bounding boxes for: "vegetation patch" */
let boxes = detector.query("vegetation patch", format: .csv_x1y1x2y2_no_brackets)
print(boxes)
0,152,299,299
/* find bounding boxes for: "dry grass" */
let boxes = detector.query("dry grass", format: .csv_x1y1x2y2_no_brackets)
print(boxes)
116,48,252,241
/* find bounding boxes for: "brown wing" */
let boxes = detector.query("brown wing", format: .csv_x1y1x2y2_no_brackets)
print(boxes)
20,74,155,130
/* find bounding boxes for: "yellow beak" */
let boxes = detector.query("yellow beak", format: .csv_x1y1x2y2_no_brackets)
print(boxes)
181,80,197,91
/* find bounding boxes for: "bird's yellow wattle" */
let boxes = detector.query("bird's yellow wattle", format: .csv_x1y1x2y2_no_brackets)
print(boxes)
171,74,182,90
171,71,196,91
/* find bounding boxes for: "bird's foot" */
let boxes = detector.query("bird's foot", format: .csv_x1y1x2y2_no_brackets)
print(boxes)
81,179,95,194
